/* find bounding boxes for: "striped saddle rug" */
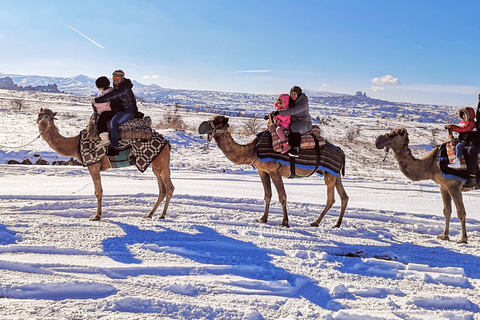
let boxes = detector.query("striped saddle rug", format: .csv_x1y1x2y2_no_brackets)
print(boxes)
255,132,345,178
79,130,168,173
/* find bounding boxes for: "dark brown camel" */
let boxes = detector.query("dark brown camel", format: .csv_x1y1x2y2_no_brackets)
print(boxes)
199,115,349,228
376,128,468,243
37,108,174,220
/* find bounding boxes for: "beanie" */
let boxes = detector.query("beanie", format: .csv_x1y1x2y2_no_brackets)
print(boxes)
290,86,302,96
95,76,110,89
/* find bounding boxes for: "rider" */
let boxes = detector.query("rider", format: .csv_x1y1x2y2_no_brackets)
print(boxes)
463,94,480,187
447,107,476,169
94,70,138,156
273,86,312,157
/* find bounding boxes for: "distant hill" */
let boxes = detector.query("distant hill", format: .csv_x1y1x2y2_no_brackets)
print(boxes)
0,72,458,123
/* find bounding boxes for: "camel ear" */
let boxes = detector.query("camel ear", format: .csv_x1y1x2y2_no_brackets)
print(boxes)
399,128,407,136
223,117,229,124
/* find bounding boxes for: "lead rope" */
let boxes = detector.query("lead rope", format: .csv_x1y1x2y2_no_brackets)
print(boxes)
0,133,42,149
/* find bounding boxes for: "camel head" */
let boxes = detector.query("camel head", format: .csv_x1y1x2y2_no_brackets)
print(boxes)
198,115,229,137
375,128,409,152
37,108,57,133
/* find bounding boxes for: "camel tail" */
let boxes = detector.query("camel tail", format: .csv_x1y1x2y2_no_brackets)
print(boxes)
337,146,346,177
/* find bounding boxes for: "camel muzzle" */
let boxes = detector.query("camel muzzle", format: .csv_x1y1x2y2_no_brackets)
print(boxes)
198,121,214,134
375,135,390,149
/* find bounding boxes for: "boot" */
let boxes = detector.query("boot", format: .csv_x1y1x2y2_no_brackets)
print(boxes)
288,147,300,158
107,146,119,157
96,132,111,148
281,143,291,154
464,174,477,188
448,158,462,169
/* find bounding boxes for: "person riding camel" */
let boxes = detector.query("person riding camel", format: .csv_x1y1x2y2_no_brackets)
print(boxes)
272,94,292,154
93,70,138,156
447,106,476,169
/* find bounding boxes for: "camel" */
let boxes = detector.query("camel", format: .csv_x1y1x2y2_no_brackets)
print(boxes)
37,108,174,221
198,115,349,228
375,128,469,243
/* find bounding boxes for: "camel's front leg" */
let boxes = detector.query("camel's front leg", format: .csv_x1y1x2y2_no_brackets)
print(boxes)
311,173,336,227
87,163,103,221
449,187,468,243
270,173,289,228
145,166,175,219
438,185,452,241
257,171,272,224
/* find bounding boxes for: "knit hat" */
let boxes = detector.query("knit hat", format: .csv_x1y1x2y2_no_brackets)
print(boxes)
274,94,290,110
290,86,302,96
112,70,125,76
95,76,110,89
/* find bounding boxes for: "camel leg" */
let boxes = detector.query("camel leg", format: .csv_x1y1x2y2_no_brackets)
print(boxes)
438,185,452,241
333,176,349,228
448,187,468,244
87,162,103,221
144,148,175,219
311,173,337,227
270,173,289,228
257,170,272,224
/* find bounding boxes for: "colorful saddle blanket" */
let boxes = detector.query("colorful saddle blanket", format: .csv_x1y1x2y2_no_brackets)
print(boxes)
438,141,470,181
87,113,153,140
256,132,345,177
269,125,324,152
79,129,168,173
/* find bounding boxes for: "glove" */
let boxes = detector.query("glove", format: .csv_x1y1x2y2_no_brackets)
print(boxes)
273,110,279,117
264,114,270,120
445,125,452,130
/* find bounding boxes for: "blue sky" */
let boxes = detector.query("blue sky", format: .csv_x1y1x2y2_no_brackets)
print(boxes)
1,1,480,106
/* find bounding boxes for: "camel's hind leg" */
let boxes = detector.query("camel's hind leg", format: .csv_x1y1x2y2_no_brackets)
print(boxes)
438,185,452,241
311,173,348,227
87,162,103,221
448,186,468,243
144,146,175,219
270,173,289,228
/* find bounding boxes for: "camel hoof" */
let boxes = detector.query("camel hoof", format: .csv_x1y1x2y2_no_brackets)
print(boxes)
89,215,101,221
143,215,153,219
280,223,290,228
334,224,341,228
256,219,268,224
310,222,319,227
158,216,166,220
458,239,468,244
437,235,450,241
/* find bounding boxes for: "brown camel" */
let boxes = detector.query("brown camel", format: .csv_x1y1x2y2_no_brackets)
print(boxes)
37,108,174,221
198,115,349,228
375,128,468,243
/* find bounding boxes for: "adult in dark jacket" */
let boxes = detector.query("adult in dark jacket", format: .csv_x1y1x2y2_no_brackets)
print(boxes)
274,86,312,157
94,70,138,156
464,94,480,187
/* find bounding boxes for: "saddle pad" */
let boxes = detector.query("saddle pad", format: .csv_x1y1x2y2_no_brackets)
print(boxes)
438,142,470,181
269,125,325,153
445,140,467,168
119,116,152,133
256,132,344,177
79,130,168,173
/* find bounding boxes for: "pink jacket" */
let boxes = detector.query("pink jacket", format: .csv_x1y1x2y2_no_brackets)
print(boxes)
93,87,113,114
274,94,291,130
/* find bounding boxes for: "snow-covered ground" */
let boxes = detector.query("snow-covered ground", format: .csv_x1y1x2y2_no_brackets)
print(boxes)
0,89,479,319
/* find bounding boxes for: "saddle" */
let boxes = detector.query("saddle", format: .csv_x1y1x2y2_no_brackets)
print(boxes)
269,124,325,152
87,113,153,140
256,131,345,178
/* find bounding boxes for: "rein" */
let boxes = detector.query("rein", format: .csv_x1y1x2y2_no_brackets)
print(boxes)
0,133,42,149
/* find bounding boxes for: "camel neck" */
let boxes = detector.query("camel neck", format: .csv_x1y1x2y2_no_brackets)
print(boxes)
393,146,435,181
214,131,256,165
41,125,81,160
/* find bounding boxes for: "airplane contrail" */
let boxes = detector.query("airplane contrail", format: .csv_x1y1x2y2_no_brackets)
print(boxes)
67,25,104,49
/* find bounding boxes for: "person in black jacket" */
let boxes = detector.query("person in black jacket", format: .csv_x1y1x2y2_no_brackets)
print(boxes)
463,94,480,187
94,70,138,156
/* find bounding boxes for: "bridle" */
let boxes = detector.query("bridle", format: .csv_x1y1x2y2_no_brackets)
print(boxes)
205,120,227,143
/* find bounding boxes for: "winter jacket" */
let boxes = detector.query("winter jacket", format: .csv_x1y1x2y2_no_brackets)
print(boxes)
93,87,114,114
273,94,291,130
449,107,476,133
94,78,138,114
277,93,312,134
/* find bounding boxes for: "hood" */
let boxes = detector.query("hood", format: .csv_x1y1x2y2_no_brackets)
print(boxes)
459,107,475,121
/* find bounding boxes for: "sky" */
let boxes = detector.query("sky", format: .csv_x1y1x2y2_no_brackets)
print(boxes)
1,0,480,106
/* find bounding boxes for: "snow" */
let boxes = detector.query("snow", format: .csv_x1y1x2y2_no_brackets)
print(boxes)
0,88,480,319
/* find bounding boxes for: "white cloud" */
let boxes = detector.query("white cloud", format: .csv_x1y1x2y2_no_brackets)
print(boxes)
236,70,271,73
371,85,384,92
371,75,401,86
